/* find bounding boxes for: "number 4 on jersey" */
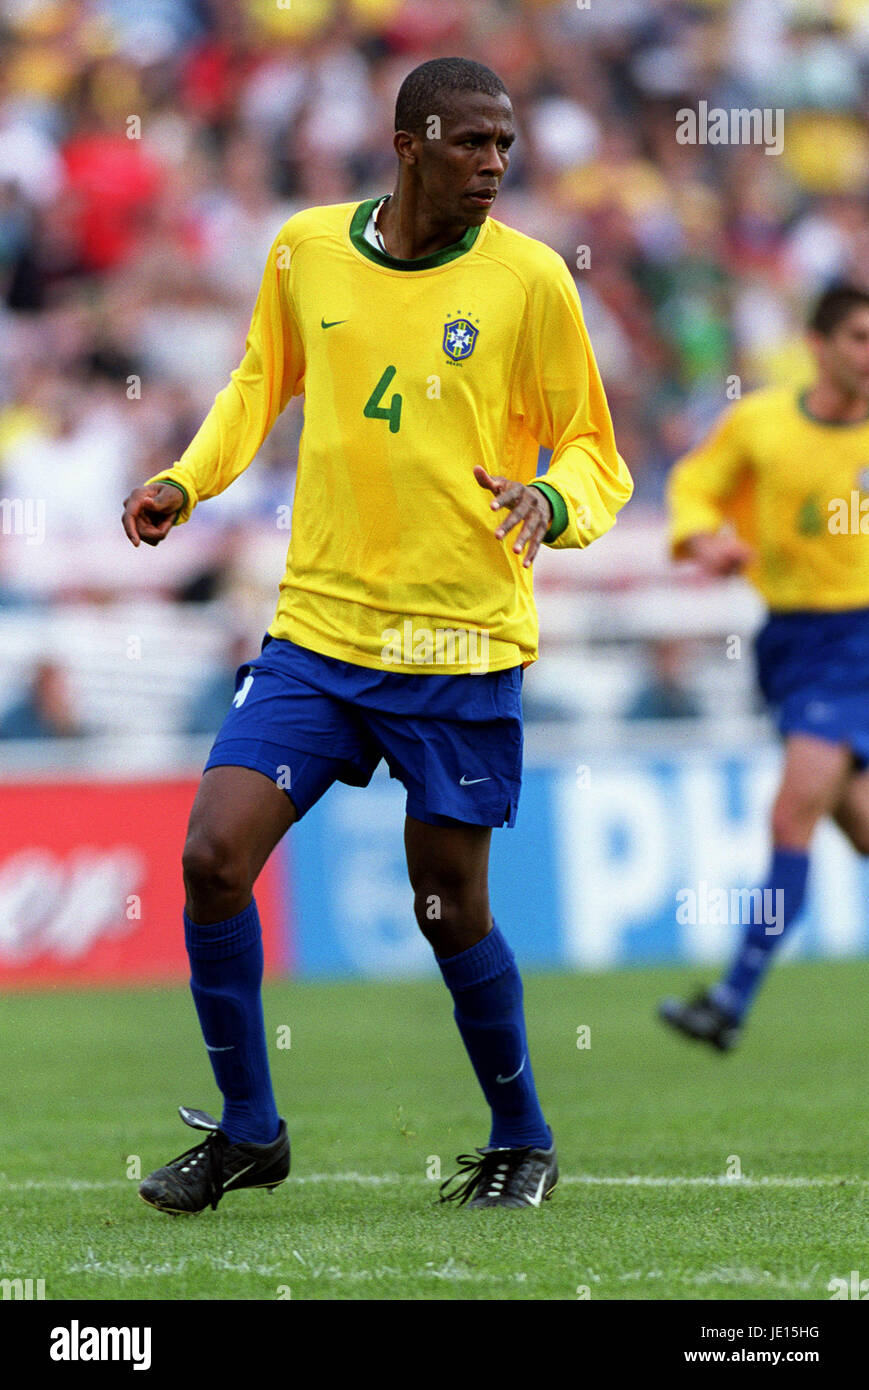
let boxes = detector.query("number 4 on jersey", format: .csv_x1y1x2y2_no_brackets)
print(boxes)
363,365,402,434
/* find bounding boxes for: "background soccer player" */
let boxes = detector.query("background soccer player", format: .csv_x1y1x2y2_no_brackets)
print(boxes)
659,285,869,1051
121,57,632,1211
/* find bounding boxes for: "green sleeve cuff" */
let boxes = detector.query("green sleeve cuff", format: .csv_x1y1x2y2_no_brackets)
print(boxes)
529,481,568,543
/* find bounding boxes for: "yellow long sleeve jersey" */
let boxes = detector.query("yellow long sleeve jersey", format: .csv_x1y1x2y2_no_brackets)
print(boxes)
668,386,869,611
147,199,633,672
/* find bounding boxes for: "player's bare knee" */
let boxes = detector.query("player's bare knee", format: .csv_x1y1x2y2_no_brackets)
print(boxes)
413,885,459,937
770,798,819,849
182,831,251,904
412,880,489,944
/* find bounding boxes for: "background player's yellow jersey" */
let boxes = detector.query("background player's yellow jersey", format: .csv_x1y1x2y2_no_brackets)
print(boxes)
668,385,869,611
146,199,632,673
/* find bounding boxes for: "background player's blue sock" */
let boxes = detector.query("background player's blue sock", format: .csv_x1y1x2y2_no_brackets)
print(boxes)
710,849,810,1023
437,923,550,1151
184,900,280,1145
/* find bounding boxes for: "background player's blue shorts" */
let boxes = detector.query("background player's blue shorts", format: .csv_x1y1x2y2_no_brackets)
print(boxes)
204,636,524,827
755,606,869,767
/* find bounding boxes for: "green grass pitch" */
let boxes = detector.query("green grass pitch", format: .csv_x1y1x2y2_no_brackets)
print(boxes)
1,959,866,1301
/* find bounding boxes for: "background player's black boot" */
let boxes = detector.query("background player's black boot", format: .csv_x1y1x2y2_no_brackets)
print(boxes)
658,991,741,1052
139,1106,290,1214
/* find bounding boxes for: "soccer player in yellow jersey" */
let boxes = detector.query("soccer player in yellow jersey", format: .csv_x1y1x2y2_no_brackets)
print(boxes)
121,58,632,1210
659,285,869,1052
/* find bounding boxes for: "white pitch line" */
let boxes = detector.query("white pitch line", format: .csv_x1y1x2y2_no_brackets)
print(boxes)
0,1173,866,1192
0,1174,401,1192
561,1175,869,1189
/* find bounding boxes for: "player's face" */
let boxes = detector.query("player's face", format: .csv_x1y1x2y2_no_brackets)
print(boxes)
414,91,515,227
813,307,869,399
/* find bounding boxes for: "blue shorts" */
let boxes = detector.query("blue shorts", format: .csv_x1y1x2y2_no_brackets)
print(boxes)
204,636,524,827
755,607,869,767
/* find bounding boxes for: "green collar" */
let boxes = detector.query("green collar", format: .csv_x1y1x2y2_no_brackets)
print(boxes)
798,388,869,427
348,197,482,271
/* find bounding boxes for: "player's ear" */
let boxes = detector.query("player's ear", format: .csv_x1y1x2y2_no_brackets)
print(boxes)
806,330,826,360
393,130,417,164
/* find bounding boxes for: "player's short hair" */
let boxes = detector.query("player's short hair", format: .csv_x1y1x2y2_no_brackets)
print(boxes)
395,57,509,135
809,284,869,336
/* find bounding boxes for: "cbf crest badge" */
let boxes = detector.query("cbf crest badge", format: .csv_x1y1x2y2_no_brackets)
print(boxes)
443,316,479,362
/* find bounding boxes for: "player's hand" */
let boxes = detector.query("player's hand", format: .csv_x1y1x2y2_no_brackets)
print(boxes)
682,531,753,578
122,483,184,547
474,466,553,569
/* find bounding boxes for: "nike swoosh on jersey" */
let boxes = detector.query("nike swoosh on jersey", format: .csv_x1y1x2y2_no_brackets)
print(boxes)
321,318,348,329
495,1055,526,1084
459,775,491,786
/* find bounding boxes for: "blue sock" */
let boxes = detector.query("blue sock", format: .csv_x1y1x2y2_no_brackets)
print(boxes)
437,923,550,1151
184,900,280,1145
710,849,810,1023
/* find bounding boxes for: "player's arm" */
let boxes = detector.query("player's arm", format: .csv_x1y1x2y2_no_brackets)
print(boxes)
122,229,304,545
667,402,754,577
500,253,633,557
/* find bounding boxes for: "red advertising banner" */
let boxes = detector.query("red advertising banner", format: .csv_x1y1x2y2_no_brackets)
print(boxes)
0,781,286,988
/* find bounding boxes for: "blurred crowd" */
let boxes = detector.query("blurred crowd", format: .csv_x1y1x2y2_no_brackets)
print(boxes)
1,0,868,731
